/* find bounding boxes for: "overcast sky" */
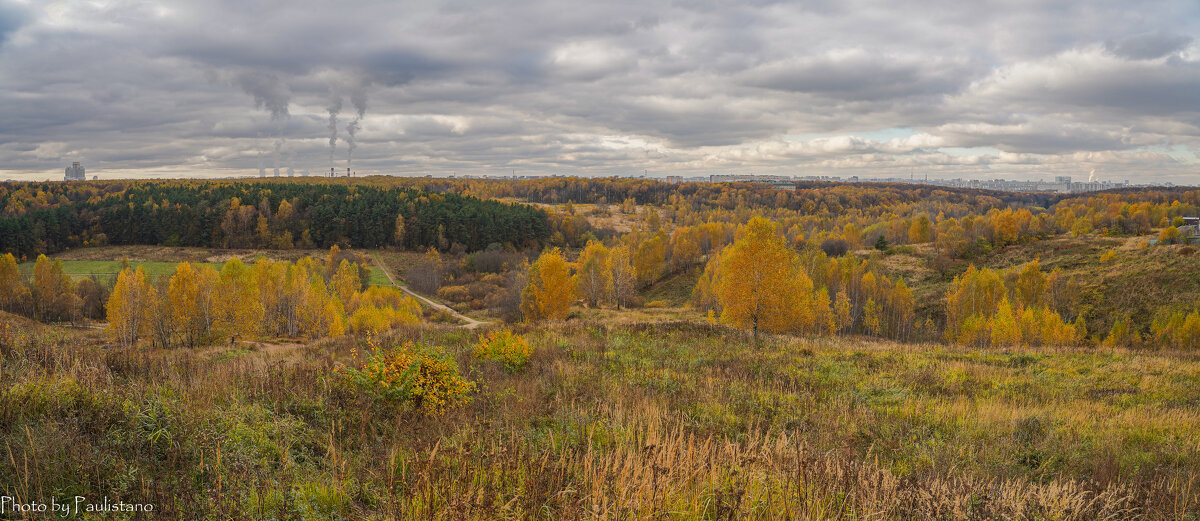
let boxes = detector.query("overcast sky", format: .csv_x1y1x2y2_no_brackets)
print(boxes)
1,0,1199,183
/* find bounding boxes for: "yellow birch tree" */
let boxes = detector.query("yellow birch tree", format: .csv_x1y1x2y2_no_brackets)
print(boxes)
520,248,574,321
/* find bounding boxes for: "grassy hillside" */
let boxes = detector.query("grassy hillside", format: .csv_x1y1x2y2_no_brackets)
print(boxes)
874,233,1200,337
1,320,1195,519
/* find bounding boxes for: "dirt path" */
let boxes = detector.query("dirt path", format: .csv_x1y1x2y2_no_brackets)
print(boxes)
372,252,489,329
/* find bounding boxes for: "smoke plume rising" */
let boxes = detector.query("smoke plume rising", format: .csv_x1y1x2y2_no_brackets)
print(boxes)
327,93,342,168
345,85,368,171
238,72,291,177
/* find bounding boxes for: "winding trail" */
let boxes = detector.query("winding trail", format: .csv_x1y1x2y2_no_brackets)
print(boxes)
372,252,488,329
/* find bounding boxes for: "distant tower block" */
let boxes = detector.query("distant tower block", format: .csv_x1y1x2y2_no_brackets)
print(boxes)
64,162,86,181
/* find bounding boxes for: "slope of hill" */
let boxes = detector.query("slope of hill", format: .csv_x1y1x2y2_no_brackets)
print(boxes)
1,320,1195,519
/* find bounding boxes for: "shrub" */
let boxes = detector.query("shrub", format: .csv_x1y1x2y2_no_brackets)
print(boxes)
644,300,668,308
437,285,472,303
428,309,461,324
819,238,849,257
340,341,474,413
473,329,533,371
347,304,420,336
1099,250,1117,262
1158,226,1181,245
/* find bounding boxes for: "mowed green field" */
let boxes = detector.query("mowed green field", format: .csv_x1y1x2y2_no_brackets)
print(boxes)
19,259,394,286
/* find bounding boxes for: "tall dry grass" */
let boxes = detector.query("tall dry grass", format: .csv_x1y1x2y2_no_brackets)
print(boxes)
0,319,1196,519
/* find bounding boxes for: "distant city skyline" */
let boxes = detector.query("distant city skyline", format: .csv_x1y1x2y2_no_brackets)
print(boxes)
1,1,1199,182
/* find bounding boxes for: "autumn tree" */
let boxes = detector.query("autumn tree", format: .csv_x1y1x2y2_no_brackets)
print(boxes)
217,258,263,341
908,215,932,243
297,275,345,339
1011,259,1046,308
1159,226,1181,245
408,248,444,294
107,267,154,346
147,278,176,348
990,298,1021,347
31,255,74,322
634,233,667,286
520,248,574,321
0,253,27,313
168,262,220,347
691,253,722,313
714,217,815,337
863,297,881,335
575,239,612,307
609,245,637,309
834,289,852,333
332,259,363,304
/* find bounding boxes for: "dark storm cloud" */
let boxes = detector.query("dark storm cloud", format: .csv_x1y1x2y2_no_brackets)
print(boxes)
1,0,1199,181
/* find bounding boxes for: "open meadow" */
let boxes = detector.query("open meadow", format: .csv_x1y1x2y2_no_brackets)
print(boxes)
2,316,1197,520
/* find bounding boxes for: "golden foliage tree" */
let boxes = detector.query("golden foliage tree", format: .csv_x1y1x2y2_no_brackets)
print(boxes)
691,253,722,313
634,233,667,286
989,298,1021,347
107,267,154,346
834,289,852,334
31,254,74,322
218,258,263,341
298,275,345,339
715,217,815,337
0,253,27,312
863,297,881,336
520,248,574,321
609,245,637,309
908,215,932,243
332,259,362,304
168,262,220,347
1158,226,1181,245
575,239,612,307
1011,260,1046,308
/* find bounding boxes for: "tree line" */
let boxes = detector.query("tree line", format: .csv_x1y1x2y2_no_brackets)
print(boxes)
0,180,549,258
106,247,422,347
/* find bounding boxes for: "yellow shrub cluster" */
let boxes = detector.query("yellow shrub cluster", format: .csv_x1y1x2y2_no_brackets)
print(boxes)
343,341,474,414
473,329,533,371
346,286,422,336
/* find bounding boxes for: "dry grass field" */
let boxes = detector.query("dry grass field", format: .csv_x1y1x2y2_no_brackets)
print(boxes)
2,312,1196,520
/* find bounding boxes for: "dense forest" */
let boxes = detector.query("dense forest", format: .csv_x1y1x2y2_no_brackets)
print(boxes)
0,180,549,258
